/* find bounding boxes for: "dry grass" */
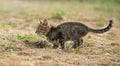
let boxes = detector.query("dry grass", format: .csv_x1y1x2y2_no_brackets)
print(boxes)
0,0,120,66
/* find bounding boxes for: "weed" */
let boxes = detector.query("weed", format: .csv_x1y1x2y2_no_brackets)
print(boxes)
84,39,95,47
74,47,83,54
17,34,44,41
52,10,65,19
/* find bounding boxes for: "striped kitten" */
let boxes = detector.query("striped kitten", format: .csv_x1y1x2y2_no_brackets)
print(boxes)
35,19,113,49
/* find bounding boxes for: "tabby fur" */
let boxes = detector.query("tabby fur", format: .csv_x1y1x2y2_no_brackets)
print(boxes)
35,19,113,49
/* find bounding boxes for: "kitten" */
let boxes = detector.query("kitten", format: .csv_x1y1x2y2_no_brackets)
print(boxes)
35,19,113,49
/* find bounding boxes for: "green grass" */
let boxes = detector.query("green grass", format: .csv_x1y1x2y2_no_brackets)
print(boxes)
52,10,65,19
77,0,120,4
0,35,23,52
16,34,44,41
84,39,95,47
74,47,83,54
0,0,119,65
0,21,17,29
93,5,114,13
4,42,22,52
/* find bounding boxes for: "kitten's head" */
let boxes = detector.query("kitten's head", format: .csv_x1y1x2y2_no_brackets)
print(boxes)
35,19,51,35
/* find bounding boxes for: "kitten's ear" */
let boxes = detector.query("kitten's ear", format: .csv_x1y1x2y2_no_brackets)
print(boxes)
43,19,48,25
39,19,43,24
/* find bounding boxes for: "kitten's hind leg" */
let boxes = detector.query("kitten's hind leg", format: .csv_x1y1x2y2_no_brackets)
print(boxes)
79,38,84,47
59,38,65,49
72,40,80,48
72,38,83,48
79,38,83,45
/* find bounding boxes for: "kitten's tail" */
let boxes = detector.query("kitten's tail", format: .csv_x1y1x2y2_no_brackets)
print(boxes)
88,20,113,33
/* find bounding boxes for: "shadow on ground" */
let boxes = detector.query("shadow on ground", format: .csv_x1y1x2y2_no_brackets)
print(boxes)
23,40,52,48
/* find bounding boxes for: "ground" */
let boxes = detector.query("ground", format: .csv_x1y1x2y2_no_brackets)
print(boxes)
0,0,120,66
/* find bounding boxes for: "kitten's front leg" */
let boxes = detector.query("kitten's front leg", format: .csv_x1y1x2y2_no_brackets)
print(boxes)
72,38,83,48
79,38,83,46
59,40,65,49
53,44,59,49
58,36,65,49
52,39,59,49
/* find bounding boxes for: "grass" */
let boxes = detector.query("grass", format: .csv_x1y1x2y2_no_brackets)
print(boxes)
84,39,95,47
0,0,120,65
13,10,34,19
0,7,12,14
52,10,65,19
99,47,107,54
93,5,114,13
106,32,116,40
74,47,83,54
16,34,45,41
0,21,17,29
77,0,120,5
4,42,22,52
0,35,23,53
111,43,120,54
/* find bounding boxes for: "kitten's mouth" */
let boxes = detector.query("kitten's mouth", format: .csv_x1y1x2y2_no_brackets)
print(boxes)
35,31,46,35
35,31,38,34
35,31,40,35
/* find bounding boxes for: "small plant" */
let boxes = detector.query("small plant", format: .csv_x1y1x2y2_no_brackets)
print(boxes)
84,39,95,47
52,10,65,19
74,47,83,54
17,34,44,41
